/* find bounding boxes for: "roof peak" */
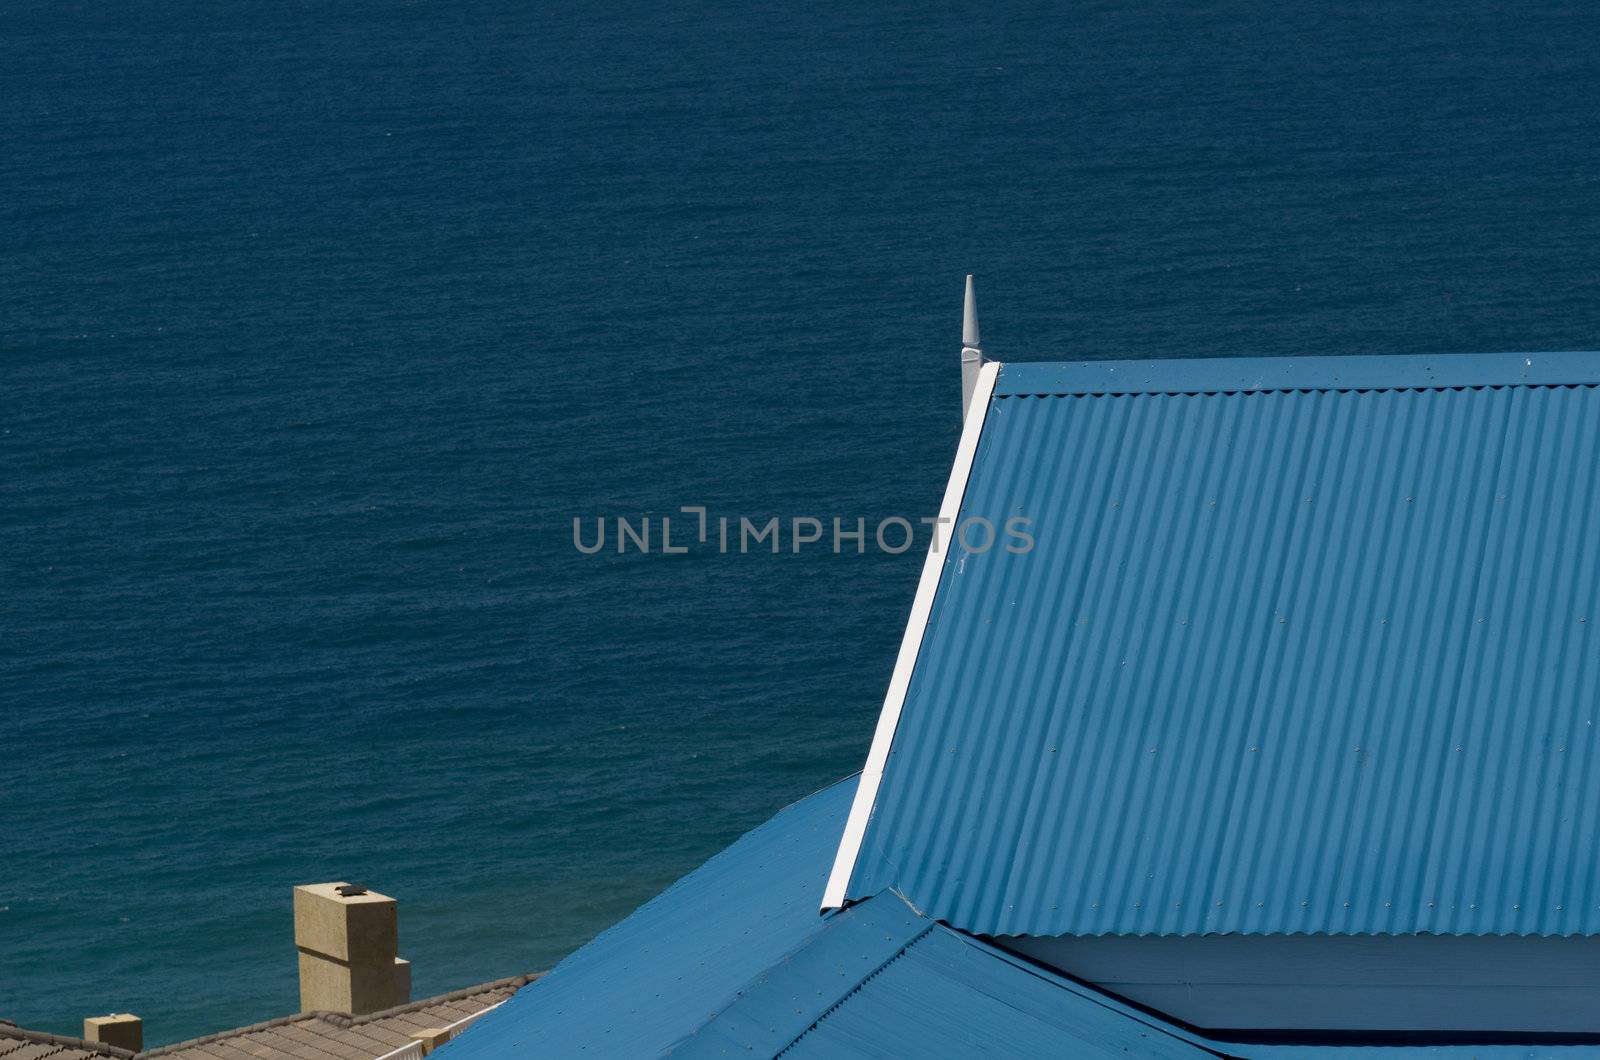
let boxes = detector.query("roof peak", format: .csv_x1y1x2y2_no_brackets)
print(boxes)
994,350,1600,397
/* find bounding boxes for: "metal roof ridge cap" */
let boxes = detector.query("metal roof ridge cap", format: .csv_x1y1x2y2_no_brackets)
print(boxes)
820,359,1001,911
992,351,1600,397
662,894,932,1057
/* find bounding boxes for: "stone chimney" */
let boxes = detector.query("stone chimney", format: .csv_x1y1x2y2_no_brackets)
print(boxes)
293,882,411,1015
83,1013,143,1052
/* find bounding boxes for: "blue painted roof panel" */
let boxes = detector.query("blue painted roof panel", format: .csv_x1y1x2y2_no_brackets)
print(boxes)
995,351,1600,396
1243,1046,1600,1059
439,777,857,1059
437,776,1216,1059
440,765,1600,1056
667,892,937,1058
781,923,1216,1060
847,356,1600,938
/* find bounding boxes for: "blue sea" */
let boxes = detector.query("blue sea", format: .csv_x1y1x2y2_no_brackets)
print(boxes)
5,0,1600,1044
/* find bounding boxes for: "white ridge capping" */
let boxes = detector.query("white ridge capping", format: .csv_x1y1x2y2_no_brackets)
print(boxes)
820,358,1001,911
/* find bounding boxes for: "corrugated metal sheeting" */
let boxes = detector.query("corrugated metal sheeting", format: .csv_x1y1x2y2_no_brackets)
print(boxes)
780,911,1215,1060
845,353,1600,939
436,777,1221,1059
439,777,858,1058
438,765,1599,1057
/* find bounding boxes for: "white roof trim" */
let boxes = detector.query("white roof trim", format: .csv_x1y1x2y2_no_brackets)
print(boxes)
821,360,1000,911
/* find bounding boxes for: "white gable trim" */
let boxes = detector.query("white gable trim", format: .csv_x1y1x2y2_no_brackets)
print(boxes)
821,360,1000,911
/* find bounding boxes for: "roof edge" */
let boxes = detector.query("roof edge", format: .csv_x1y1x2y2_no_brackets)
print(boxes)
138,974,537,1056
665,892,932,1056
0,1022,134,1060
996,351,1600,397
820,359,1000,911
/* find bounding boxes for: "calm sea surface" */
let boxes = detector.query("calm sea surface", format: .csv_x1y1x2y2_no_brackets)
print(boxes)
6,0,1600,1043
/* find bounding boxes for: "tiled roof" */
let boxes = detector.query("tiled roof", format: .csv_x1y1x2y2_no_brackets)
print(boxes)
141,975,534,1060
840,352,1600,938
0,1021,131,1060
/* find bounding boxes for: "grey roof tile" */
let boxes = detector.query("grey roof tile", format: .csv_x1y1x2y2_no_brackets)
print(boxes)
141,975,535,1060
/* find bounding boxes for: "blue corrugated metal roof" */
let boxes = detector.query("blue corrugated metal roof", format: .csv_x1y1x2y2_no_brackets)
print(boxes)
440,777,858,1058
844,353,1600,938
996,351,1600,396
434,759,1600,1056
436,773,1222,1058
780,914,1217,1059
1244,1047,1599,1059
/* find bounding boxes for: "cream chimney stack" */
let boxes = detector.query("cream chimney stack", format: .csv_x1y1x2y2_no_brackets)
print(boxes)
293,882,411,1015
83,1013,143,1052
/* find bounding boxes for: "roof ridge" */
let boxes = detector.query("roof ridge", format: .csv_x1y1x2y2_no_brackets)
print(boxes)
773,920,935,1058
137,974,537,1055
993,351,1600,398
663,892,933,1057
343,973,537,1026
0,1021,135,1059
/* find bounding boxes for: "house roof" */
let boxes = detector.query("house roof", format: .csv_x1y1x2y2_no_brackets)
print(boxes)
0,1022,132,1060
434,775,1219,1058
439,774,1600,1058
835,352,1600,938
439,777,862,1058
771,898,1216,1060
140,975,532,1060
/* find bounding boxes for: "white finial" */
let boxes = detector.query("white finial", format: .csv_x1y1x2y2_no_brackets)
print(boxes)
963,274,980,348
961,274,986,418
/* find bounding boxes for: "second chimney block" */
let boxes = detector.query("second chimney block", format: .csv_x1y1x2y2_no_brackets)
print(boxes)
294,882,408,1014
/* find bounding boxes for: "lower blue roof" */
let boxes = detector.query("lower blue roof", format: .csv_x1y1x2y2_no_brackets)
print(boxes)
438,777,857,1058
780,907,1213,1060
436,774,1211,1058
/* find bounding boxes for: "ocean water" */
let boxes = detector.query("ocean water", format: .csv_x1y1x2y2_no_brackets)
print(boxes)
5,0,1600,1044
